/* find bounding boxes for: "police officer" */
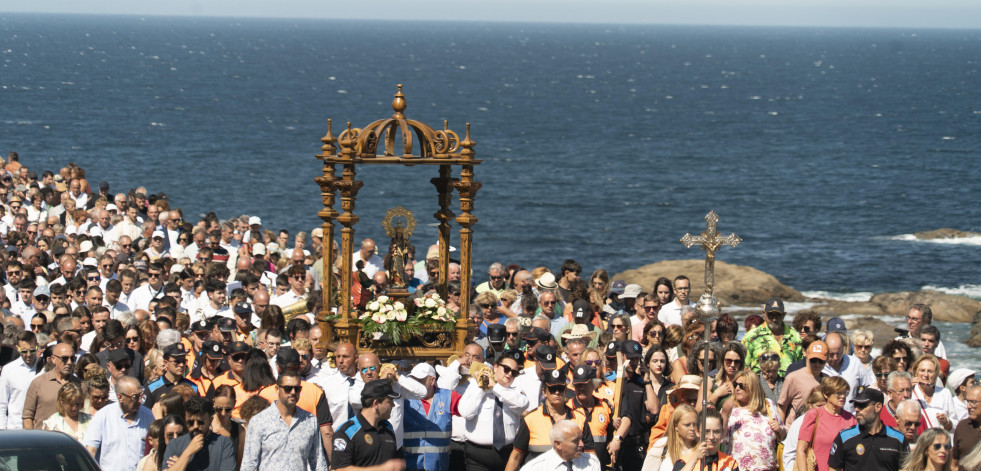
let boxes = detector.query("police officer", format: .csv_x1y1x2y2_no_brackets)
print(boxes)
829,387,906,471
145,343,197,408
332,379,403,470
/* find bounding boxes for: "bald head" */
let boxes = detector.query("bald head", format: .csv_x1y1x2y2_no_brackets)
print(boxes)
116,376,140,394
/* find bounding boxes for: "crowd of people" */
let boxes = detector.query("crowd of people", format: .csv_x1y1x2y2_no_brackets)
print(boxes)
0,152,979,471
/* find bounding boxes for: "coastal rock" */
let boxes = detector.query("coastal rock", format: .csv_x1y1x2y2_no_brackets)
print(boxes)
611,259,804,306
913,228,981,240
869,291,981,323
808,291,981,324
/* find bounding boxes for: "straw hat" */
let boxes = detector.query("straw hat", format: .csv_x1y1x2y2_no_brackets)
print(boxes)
561,324,596,341
666,375,702,398
536,272,558,290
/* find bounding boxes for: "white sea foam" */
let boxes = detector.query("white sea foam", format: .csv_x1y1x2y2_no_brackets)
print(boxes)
921,284,981,300
801,291,874,302
886,234,981,246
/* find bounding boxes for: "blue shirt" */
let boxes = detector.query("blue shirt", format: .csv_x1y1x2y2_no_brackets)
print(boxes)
82,402,155,471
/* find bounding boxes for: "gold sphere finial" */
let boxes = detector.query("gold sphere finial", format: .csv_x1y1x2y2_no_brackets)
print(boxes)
392,84,406,119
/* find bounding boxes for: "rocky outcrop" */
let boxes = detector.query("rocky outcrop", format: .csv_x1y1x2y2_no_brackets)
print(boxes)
612,259,804,306
913,228,981,240
809,290,981,323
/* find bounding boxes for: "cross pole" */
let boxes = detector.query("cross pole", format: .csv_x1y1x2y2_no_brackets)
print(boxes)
680,210,742,295
680,210,740,471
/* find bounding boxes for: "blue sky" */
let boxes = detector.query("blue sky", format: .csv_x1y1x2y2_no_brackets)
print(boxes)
2,0,980,29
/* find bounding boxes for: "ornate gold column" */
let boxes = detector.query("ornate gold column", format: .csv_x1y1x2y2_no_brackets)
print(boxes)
334,123,364,343
453,124,480,332
430,165,457,298
315,120,338,326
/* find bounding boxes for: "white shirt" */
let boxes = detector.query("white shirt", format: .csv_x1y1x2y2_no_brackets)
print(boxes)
80,331,97,354
3,284,18,304
513,367,543,413
10,300,36,327
0,357,40,429
321,371,359,431
272,290,306,308
81,402,155,471
128,283,165,311
823,354,875,413
458,378,529,446
913,384,957,430
104,300,130,320
520,448,601,471
657,299,694,327
352,253,384,278
435,360,472,442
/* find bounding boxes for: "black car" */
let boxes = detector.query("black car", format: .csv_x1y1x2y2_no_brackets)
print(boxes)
0,429,102,471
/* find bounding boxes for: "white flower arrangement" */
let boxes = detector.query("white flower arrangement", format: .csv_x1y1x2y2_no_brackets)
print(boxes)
413,292,456,327
359,296,416,344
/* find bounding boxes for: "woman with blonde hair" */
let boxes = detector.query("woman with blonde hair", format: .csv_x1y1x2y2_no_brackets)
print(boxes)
902,427,951,471
587,268,610,308
911,354,956,432
723,369,785,470
642,404,700,471
795,376,856,471
41,382,91,441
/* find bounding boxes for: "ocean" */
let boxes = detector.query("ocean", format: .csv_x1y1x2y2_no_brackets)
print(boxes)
1,14,979,361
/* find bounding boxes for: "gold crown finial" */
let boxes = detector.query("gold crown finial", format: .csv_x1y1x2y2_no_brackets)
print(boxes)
392,84,406,119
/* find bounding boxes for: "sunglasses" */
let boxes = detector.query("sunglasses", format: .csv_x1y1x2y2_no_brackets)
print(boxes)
759,353,780,363
147,273,162,278
724,358,742,366
546,385,567,394
281,385,302,394
733,382,747,390
932,443,952,451
584,360,602,367
186,419,208,427
499,364,518,376
52,354,74,363
19,347,38,355
126,336,140,343
644,305,658,311
648,330,663,338
230,354,247,362
809,358,826,364
489,275,504,280
611,324,626,330
360,365,379,374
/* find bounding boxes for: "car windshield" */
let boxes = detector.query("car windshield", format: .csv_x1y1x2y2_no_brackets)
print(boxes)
0,447,100,471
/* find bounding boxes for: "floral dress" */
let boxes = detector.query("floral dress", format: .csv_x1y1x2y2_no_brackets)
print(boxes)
724,399,778,471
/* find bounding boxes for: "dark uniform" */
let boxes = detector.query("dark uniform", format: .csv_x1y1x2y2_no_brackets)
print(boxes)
829,424,906,471
145,343,197,408
332,412,401,469
617,340,649,470
331,378,402,469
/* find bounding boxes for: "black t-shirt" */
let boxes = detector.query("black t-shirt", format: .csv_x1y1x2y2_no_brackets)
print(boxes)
162,432,236,471
331,413,400,469
829,424,906,471
619,375,648,439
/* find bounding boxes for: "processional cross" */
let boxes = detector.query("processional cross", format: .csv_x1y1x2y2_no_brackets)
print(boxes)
680,210,741,295
680,210,740,468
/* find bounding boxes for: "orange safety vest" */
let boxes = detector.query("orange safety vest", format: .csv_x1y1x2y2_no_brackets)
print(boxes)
571,396,613,446
517,404,590,456
258,380,328,424
210,371,256,419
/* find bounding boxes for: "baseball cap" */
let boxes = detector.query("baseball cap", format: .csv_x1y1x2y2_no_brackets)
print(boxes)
622,340,643,359
152,230,165,239
621,284,642,299
228,341,251,355
409,363,436,380
523,327,550,343
534,344,558,369
233,302,252,317
252,243,266,255
764,297,785,314
192,319,212,333
572,365,596,385
163,343,188,359
248,216,262,226
33,285,50,299
363,379,401,399
806,340,828,361
216,317,236,332
202,341,224,360
276,347,301,370
850,386,884,406
108,349,130,365
827,317,846,333
543,367,568,387
571,299,592,322
604,341,622,358
609,280,626,295
499,349,523,365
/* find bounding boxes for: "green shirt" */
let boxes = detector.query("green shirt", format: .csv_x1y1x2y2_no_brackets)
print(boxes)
741,323,803,375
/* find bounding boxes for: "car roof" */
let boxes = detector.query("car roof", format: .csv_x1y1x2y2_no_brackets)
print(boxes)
0,429,81,449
